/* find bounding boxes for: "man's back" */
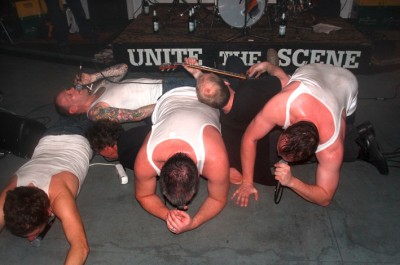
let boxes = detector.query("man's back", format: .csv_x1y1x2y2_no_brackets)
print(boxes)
134,87,229,234
146,87,221,175
286,63,358,120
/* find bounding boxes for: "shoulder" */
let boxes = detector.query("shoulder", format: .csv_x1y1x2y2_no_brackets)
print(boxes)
203,125,228,161
203,125,224,145
259,92,287,116
133,134,156,179
316,137,344,167
0,176,17,201
49,172,80,199
87,101,110,120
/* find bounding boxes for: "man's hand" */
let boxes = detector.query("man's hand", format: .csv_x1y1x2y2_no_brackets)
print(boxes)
74,73,93,86
246,62,268,78
166,210,192,234
183,57,203,79
231,183,258,207
274,161,293,187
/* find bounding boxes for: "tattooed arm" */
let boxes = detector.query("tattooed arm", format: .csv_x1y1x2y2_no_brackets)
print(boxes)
87,102,156,123
77,64,129,86
75,64,128,94
91,63,128,83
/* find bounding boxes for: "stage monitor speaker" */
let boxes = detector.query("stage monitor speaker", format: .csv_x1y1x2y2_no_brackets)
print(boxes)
87,0,128,27
0,111,46,158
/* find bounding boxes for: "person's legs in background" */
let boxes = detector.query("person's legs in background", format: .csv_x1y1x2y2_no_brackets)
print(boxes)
343,113,388,175
66,0,97,40
44,0,69,46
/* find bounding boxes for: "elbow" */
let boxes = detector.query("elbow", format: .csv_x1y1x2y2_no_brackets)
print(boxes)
319,200,332,207
76,242,90,264
315,187,335,207
135,194,144,205
135,194,140,202
83,244,90,260
317,196,333,207
219,197,228,208
121,64,129,74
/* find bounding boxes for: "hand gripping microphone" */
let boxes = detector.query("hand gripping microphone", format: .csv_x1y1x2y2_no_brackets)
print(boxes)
74,65,93,94
274,159,287,204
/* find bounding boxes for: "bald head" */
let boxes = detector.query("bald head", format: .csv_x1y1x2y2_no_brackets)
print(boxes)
196,73,230,109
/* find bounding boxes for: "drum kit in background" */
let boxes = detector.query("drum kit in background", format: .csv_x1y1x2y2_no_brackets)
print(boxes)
175,0,315,30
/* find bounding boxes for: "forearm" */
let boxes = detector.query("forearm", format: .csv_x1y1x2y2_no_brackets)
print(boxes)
263,62,290,87
191,71,203,79
64,244,89,265
190,196,226,230
240,138,258,185
91,63,128,83
89,104,155,123
137,195,170,221
287,176,333,206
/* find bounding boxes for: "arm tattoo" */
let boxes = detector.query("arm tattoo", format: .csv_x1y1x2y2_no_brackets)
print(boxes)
88,104,156,123
93,63,128,83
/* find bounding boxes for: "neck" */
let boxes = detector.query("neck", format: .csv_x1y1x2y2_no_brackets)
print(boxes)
83,94,97,111
222,87,235,114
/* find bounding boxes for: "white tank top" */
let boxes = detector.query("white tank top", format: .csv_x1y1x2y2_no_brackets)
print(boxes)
284,63,358,152
147,87,221,175
16,135,93,195
88,78,163,115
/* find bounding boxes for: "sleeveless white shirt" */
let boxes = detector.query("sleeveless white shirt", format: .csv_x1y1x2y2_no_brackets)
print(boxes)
16,135,93,195
284,63,358,152
147,87,221,175
88,78,163,115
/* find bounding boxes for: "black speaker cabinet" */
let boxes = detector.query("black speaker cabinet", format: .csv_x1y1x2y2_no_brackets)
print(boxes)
0,111,46,158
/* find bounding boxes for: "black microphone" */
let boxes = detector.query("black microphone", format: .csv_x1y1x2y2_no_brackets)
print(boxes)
75,65,83,91
74,65,94,94
30,214,56,247
274,159,287,204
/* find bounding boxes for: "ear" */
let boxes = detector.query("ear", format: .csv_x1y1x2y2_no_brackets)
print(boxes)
103,145,114,153
69,105,79,115
112,144,118,152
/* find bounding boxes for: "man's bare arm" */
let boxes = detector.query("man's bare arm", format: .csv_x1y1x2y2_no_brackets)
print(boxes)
51,176,89,265
247,62,290,88
283,144,343,206
183,57,203,79
189,127,229,230
135,176,170,220
88,104,155,123
90,63,128,83
232,101,281,207
134,144,170,221
53,198,89,265
190,174,229,230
